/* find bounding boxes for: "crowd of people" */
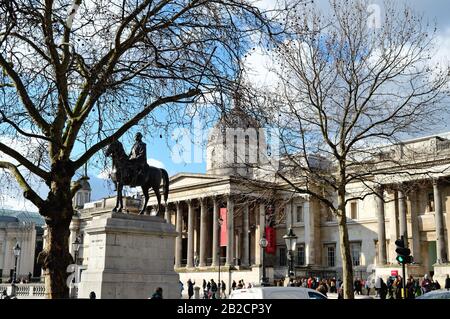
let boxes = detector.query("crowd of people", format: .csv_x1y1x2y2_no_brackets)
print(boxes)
179,273,450,299
371,274,450,299
181,278,251,299
287,273,450,299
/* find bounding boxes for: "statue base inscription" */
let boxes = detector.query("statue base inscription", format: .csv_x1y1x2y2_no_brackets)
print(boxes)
77,212,180,299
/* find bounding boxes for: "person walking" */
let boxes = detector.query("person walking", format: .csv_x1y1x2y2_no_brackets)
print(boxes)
202,279,207,298
445,274,450,291
210,279,218,299
187,279,195,299
221,280,226,298
232,280,237,291
379,278,387,300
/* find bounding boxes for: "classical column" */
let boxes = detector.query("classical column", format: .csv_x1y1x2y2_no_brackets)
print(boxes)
187,199,195,268
226,196,234,266
255,203,265,266
285,200,292,230
398,187,408,247
199,197,208,267
375,186,387,265
175,201,183,268
388,190,399,263
304,201,314,265
409,190,421,264
242,203,250,267
433,179,448,263
212,197,220,267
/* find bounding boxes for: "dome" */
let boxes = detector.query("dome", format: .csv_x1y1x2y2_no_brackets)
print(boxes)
72,176,92,209
206,98,267,177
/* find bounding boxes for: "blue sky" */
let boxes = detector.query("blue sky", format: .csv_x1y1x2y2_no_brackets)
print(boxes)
2,0,450,210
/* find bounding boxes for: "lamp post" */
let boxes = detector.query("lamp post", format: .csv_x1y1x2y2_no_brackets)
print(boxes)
12,242,21,284
283,228,297,283
72,236,81,265
71,236,81,299
259,234,268,286
218,217,223,299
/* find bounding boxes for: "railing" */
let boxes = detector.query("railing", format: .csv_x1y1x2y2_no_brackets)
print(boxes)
0,283,45,299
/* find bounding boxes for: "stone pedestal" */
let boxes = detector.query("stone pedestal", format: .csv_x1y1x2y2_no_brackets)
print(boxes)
432,264,450,286
78,212,179,299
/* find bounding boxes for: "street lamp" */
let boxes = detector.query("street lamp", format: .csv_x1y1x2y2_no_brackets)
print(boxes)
72,236,81,265
218,217,223,299
283,228,297,281
12,242,21,284
259,234,268,286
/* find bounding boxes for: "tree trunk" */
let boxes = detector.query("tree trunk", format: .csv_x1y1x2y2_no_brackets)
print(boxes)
337,184,354,299
38,165,75,299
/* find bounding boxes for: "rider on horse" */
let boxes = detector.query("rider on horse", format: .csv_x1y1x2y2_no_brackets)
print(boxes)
128,132,147,187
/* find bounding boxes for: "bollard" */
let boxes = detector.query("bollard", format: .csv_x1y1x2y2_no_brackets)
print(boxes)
194,286,200,299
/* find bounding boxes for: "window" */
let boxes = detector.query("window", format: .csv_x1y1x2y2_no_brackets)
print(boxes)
245,135,250,164
326,245,335,267
326,207,334,221
427,193,434,212
296,205,304,223
279,247,287,266
350,201,358,220
308,291,327,299
297,245,305,266
350,242,361,266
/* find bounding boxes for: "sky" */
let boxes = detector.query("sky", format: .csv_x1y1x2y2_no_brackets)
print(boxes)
2,0,450,211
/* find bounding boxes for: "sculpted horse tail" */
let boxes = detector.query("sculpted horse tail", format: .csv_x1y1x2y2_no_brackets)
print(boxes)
161,168,169,204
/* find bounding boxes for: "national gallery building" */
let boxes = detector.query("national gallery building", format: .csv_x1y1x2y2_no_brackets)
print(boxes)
70,112,450,288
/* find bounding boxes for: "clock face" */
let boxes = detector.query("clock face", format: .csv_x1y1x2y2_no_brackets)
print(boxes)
260,238,268,248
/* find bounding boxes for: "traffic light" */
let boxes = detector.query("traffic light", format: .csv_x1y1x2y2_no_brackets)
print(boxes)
395,237,413,264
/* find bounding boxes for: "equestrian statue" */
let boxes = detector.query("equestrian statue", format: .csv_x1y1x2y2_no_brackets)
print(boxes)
105,132,169,215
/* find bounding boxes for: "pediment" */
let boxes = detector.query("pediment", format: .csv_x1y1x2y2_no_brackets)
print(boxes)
169,173,228,189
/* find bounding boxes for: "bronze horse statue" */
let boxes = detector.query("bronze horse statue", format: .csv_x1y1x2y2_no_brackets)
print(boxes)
105,140,169,215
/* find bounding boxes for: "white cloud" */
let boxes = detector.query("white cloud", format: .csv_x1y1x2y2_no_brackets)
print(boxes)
0,194,39,212
243,47,279,89
432,27,450,68
147,158,165,168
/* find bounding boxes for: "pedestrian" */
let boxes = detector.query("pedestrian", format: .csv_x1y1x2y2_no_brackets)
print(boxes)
151,287,163,299
89,291,96,299
221,280,226,298
203,279,207,298
187,279,195,299
330,279,336,293
210,279,218,299
179,280,184,298
317,282,327,297
232,280,237,290
28,272,32,283
1,289,10,299
445,274,450,291
375,277,381,297
422,274,432,294
379,278,387,300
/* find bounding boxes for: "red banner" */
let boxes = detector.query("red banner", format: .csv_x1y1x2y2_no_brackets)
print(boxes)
265,226,276,254
220,208,227,247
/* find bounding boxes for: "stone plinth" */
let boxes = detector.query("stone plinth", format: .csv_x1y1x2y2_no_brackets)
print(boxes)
432,264,450,286
77,212,179,299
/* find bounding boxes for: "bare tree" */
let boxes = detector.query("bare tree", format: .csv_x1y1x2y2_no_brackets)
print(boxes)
0,0,289,298
239,0,450,298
